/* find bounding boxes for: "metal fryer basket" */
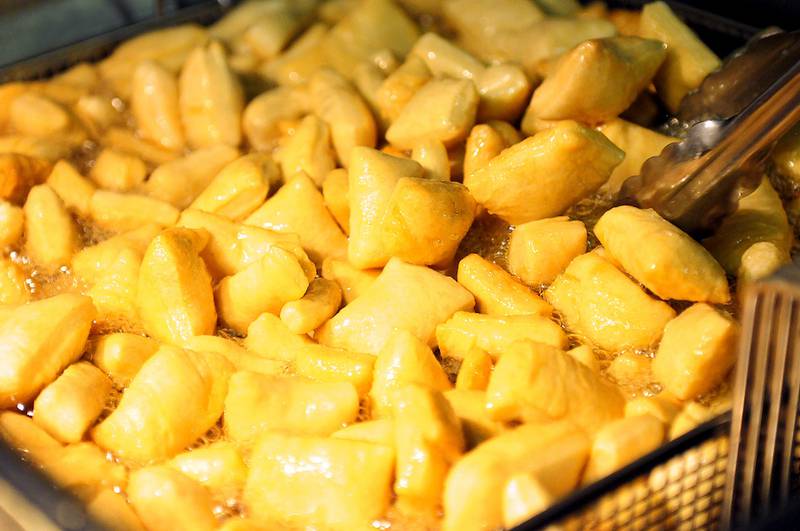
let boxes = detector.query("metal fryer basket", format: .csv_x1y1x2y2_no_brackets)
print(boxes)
519,414,731,530
0,1,795,530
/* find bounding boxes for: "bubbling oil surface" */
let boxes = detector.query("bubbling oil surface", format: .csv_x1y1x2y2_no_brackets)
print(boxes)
8,141,799,530
35,78,800,531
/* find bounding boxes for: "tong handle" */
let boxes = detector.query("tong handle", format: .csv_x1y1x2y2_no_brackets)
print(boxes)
676,29,799,124
714,52,800,176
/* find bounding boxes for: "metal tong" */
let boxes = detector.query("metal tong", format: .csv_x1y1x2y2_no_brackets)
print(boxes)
620,29,800,528
620,30,800,236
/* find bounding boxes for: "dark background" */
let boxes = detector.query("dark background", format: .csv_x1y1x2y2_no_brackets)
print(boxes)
0,0,798,68
669,0,800,30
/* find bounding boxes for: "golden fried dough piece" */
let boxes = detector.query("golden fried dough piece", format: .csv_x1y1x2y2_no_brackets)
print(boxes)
583,414,665,483
474,64,532,123
465,121,623,224
244,312,313,362
653,303,738,400
436,311,567,360
0,411,62,465
183,335,288,377
209,1,300,42
640,1,721,112
669,402,714,439
446,8,614,77
71,224,160,280
294,344,375,396
84,245,143,324
223,371,358,444
507,216,587,286
545,250,676,351
737,241,791,286
189,153,276,221
567,344,599,373
243,86,310,151
90,190,179,232
243,5,306,60
0,258,28,305
443,389,504,448
10,92,75,138
409,33,530,123
144,145,239,209
502,473,556,528
132,60,185,151
245,173,348,266
624,394,681,424
45,160,96,216
455,347,493,391
92,346,233,463
703,178,793,275
321,257,379,304
168,442,247,500
317,258,475,354
103,127,179,165
370,329,452,418
0,294,95,407
486,340,624,434
309,68,377,166
178,208,315,281
394,385,464,512
136,228,216,344
39,442,128,501
463,122,517,179
527,36,666,123
0,134,73,162
278,115,336,184
332,419,395,447
386,78,479,150
92,333,160,387
243,432,394,530
595,206,730,303
376,54,431,123
443,420,589,531
596,119,678,195
0,200,23,247
0,83,28,130
32,64,112,106
260,24,322,81
348,65,390,132
98,24,208,99
409,31,483,82
380,177,476,267
412,138,451,181
606,351,653,391
442,0,544,43
179,41,243,149
347,147,424,268
215,244,310,333
33,362,112,443
323,0,420,75
90,148,147,192
23,184,78,267
87,488,146,531
322,168,350,233
0,153,52,204
128,466,217,531
772,123,800,185
74,93,122,137
280,278,342,334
